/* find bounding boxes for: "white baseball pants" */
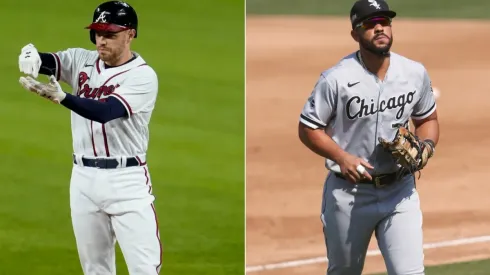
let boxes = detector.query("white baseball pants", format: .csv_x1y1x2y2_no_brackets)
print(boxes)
69,164,163,275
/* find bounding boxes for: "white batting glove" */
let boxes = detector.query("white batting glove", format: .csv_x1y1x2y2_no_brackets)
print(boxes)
19,75,66,104
19,43,42,78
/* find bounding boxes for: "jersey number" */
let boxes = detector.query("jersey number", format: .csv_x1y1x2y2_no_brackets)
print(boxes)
391,119,409,129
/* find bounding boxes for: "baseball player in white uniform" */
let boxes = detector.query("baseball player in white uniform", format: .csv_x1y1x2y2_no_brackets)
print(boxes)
17,1,162,274
298,1,439,274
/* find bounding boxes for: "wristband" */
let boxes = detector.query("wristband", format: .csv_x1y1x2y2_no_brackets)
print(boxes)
424,139,435,156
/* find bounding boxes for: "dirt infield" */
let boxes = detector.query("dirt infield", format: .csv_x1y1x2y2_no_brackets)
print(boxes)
246,16,490,274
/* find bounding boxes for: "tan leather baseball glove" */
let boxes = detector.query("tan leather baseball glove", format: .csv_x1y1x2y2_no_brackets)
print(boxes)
378,126,435,173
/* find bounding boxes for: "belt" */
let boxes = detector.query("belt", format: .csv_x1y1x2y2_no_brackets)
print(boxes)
73,156,141,169
334,170,412,188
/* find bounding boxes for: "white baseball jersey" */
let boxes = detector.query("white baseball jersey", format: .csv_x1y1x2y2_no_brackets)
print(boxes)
299,51,436,174
50,48,158,158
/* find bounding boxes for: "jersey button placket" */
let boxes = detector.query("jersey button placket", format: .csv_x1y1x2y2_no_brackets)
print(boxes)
372,78,382,175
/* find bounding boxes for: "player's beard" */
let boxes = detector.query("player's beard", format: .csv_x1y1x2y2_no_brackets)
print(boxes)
360,33,393,56
98,48,113,62
98,47,123,65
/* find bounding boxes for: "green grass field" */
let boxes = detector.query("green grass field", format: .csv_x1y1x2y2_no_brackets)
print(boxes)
247,0,490,18
0,0,244,274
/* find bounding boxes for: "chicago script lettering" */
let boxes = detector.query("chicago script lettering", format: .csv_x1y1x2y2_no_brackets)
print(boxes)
346,90,416,120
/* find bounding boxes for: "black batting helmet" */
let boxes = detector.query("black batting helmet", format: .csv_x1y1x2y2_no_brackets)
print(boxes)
85,1,138,44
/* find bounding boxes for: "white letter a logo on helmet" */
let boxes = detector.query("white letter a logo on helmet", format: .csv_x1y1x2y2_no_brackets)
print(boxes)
95,11,109,23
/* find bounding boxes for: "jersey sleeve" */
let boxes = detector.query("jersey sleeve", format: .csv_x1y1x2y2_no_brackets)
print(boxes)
299,73,337,129
50,48,91,87
109,67,158,117
411,68,437,120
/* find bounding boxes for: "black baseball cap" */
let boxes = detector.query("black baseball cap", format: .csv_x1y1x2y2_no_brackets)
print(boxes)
350,0,397,29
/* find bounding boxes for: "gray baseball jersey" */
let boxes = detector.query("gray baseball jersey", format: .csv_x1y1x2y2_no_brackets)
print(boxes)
299,51,436,174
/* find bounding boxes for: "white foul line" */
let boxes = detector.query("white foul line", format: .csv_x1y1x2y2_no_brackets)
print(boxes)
245,235,490,273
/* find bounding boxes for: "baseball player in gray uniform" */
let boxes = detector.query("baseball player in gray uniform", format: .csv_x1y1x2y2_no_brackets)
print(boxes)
298,1,439,274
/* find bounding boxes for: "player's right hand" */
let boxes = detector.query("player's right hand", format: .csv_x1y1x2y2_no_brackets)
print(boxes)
338,153,374,183
18,43,41,78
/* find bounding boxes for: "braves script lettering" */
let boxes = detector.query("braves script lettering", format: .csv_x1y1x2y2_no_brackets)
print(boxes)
346,90,416,120
77,72,119,100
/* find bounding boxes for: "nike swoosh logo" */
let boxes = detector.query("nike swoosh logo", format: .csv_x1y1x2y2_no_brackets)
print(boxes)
347,81,360,87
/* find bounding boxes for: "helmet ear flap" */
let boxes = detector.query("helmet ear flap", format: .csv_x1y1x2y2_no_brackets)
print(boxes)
90,30,96,44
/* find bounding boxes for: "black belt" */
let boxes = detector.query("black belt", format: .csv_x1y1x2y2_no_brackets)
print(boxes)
334,170,412,188
73,156,141,169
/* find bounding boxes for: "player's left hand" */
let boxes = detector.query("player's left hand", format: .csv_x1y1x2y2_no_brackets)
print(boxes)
378,127,435,173
19,75,66,104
